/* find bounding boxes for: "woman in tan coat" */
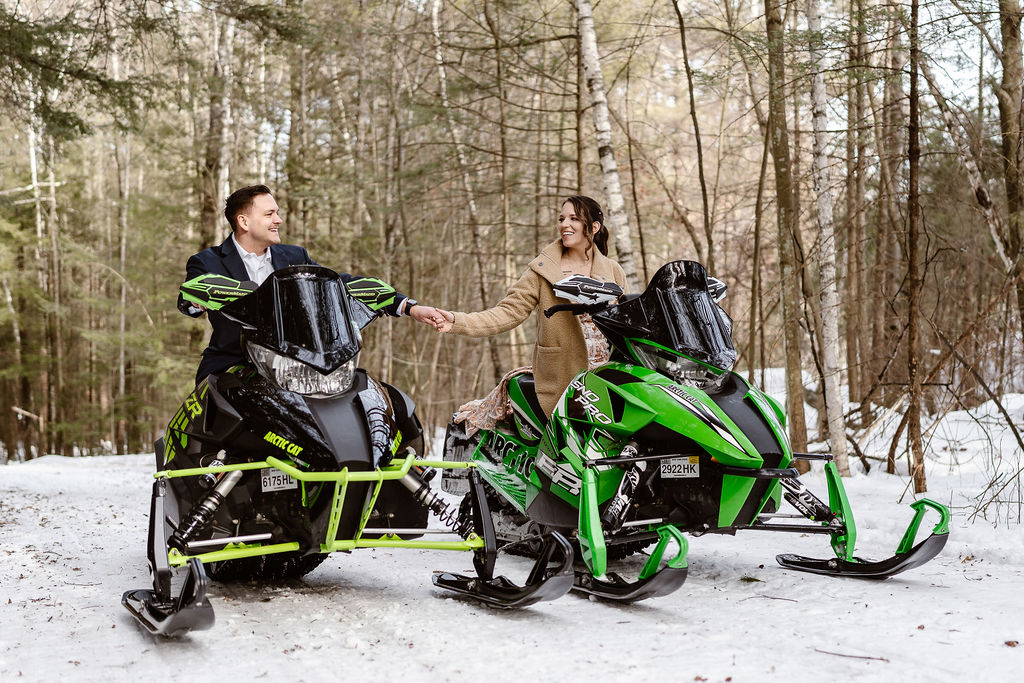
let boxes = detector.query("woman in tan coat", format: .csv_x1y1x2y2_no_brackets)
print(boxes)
437,195,627,431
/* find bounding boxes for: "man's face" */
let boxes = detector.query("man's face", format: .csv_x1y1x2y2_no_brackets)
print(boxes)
238,193,282,250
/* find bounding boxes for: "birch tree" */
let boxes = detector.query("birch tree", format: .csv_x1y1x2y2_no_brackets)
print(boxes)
806,0,850,474
575,0,640,291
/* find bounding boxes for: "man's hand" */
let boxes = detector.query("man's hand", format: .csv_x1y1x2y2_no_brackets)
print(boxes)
408,304,448,329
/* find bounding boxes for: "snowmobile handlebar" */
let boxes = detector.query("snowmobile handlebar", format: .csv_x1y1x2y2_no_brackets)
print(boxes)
544,301,609,318
544,301,606,317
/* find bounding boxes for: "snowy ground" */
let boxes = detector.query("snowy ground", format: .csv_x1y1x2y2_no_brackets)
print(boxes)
2,403,1023,682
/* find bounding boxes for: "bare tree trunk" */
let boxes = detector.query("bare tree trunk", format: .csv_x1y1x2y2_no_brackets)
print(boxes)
286,0,307,239
45,137,64,453
624,68,649,284
671,1,713,274
483,0,521,368
807,0,850,475
1,274,23,460
199,14,235,248
576,0,640,291
28,121,49,454
115,133,131,454
994,2,1024,342
748,124,770,382
844,0,863,419
765,0,808,454
907,0,927,493
431,0,503,382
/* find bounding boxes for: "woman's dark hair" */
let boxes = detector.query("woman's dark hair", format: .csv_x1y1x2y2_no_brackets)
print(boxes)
562,195,609,257
225,184,273,232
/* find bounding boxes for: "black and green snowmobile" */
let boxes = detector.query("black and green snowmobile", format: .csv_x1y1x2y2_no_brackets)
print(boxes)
122,266,573,637
441,260,949,602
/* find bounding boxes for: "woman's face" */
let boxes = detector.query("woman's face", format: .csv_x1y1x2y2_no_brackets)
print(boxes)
559,201,589,251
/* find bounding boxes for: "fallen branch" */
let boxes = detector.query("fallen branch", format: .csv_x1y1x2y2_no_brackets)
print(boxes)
813,648,889,662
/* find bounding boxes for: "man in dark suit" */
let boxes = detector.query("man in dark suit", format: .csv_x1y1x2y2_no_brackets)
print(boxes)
179,184,444,383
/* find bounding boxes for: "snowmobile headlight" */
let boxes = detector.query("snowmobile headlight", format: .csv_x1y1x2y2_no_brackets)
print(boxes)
247,344,357,398
634,343,727,391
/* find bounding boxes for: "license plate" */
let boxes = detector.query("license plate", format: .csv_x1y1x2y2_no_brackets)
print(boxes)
261,468,298,492
660,456,700,478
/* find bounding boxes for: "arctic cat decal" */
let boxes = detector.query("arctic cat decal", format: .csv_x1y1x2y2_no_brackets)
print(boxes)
489,431,519,463
657,384,746,453
569,378,612,425
264,430,305,457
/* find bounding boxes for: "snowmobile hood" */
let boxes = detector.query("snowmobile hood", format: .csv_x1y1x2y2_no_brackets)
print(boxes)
593,260,737,371
220,265,361,374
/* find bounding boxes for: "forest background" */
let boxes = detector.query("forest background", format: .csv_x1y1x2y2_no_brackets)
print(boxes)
2,0,1022,502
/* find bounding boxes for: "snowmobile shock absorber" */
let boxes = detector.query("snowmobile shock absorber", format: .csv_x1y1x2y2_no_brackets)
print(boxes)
397,471,461,531
601,444,646,532
169,469,244,551
199,450,228,489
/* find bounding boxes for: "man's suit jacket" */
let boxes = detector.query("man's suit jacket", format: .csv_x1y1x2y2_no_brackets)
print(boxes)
178,235,407,384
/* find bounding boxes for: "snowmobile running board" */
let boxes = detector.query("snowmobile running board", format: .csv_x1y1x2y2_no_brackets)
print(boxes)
776,498,950,580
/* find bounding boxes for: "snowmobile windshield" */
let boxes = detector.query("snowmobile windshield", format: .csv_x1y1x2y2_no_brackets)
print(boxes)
221,265,360,374
594,260,737,374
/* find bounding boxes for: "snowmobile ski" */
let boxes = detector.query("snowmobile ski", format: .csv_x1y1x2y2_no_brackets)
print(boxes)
432,531,575,608
572,565,688,603
776,498,950,579
432,470,575,608
121,557,214,637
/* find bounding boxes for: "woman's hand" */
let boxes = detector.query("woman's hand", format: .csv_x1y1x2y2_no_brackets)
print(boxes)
435,309,455,333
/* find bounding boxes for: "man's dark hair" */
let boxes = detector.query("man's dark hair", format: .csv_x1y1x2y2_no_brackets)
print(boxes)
224,184,273,232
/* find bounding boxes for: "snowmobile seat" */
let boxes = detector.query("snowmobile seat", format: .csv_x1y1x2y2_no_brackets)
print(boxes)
511,374,548,428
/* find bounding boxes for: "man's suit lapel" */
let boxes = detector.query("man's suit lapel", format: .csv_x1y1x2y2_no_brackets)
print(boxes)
269,244,288,271
218,235,249,282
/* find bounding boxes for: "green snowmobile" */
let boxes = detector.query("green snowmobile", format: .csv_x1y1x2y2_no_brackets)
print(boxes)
441,260,949,602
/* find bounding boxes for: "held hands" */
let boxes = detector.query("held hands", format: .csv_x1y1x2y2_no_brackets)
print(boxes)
435,309,455,333
408,304,449,330
406,303,455,332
